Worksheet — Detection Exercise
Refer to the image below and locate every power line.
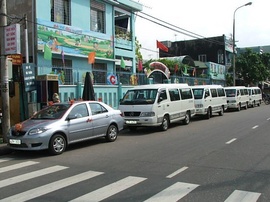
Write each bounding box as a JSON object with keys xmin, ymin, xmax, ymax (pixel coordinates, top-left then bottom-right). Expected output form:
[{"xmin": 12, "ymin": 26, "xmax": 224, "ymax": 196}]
[{"xmin": 136, "ymin": 12, "xmax": 224, "ymax": 46}]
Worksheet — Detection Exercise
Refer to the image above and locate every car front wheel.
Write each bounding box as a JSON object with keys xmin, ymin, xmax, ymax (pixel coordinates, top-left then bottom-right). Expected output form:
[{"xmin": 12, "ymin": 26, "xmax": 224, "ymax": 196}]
[
  {"xmin": 49, "ymin": 134, "xmax": 66, "ymax": 155},
  {"xmin": 106, "ymin": 124, "xmax": 118, "ymax": 142}
]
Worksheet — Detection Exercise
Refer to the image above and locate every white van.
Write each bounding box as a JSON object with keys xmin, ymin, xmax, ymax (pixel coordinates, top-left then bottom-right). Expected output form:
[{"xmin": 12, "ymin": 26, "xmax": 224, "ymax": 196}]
[
  {"xmin": 247, "ymin": 87, "xmax": 262, "ymax": 107},
  {"xmin": 191, "ymin": 85, "xmax": 227, "ymax": 119},
  {"xmin": 119, "ymin": 83, "xmax": 195, "ymax": 131},
  {"xmin": 224, "ymin": 86, "xmax": 249, "ymax": 111}
]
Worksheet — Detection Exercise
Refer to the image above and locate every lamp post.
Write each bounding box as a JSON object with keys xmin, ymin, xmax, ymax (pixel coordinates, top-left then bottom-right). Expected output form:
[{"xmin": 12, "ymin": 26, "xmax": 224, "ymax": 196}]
[{"xmin": 232, "ymin": 2, "xmax": 252, "ymax": 86}]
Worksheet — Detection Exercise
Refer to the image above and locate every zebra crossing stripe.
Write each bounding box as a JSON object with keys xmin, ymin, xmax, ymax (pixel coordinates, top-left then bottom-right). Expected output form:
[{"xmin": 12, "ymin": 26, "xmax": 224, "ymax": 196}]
[
  {"xmin": 166, "ymin": 166, "xmax": 189, "ymax": 178},
  {"xmin": 0, "ymin": 158, "xmax": 13, "ymax": 163},
  {"xmin": 224, "ymin": 190, "xmax": 261, "ymax": 202},
  {"xmin": 144, "ymin": 182, "xmax": 199, "ymax": 202},
  {"xmin": 70, "ymin": 176, "xmax": 147, "ymax": 202},
  {"xmin": 0, "ymin": 165, "xmax": 68, "ymax": 188},
  {"xmin": 0, "ymin": 170, "xmax": 104, "ymax": 202},
  {"xmin": 0, "ymin": 161, "xmax": 39, "ymax": 174}
]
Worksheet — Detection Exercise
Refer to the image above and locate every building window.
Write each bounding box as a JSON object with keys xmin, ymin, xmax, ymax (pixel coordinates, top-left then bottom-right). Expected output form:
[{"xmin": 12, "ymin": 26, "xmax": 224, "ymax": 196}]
[
  {"xmin": 91, "ymin": 0, "xmax": 105, "ymax": 33},
  {"xmin": 217, "ymin": 49, "xmax": 224, "ymax": 64},
  {"xmin": 51, "ymin": 0, "xmax": 70, "ymax": 25},
  {"xmin": 198, "ymin": 54, "xmax": 207, "ymax": 62},
  {"xmin": 52, "ymin": 58, "xmax": 73, "ymax": 85},
  {"xmin": 115, "ymin": 8, "xmax": 131, "ymax": 40},
  {"xmin": 92, "ymin": 63, "xmax": 107, "ymax": 84}
]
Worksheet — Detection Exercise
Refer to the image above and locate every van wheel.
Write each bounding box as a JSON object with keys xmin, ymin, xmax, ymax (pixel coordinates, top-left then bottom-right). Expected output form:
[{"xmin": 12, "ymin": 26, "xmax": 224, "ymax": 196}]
[
  {"xmin": 160, "ymin": 115, "xmax": 169, "ymax": 131},
  {"xmin": 219, "ymin": 106, "xmax": 224, "ymax": 116},
  {"xmin": 49, "ymin": 134, "xmax": 66, "ymax": 155},
  {"xmin": 183, "ymin": 112, "xmax": 190, "ymax": 125},
  {"xmin": 205, "ymin": 107, "xmax": 211, "ymax": 119}
]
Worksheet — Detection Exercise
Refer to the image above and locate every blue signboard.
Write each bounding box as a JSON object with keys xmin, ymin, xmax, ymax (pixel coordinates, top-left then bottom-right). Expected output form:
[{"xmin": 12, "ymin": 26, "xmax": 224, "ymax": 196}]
[{"xmin": 22, "ymin": 63, "xmax": 36, "ymax": 92}]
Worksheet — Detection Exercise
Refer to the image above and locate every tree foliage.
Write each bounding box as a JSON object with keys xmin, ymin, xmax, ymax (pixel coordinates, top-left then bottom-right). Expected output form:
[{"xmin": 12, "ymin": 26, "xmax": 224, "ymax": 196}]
[{"xmin": 235, "ymin": 49, "xmax": 270, "ymax": 86}]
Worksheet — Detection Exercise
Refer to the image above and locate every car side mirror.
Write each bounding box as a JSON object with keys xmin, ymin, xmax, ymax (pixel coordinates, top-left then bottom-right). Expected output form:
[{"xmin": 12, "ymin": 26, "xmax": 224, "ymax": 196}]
[{"xmin": 66, "ymin": 114, "xmax": 77, "ymax": 121}]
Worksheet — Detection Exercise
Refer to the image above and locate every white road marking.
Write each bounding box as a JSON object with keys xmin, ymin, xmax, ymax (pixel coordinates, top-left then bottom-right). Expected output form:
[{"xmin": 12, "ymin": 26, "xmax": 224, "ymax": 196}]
[
  {"xmin": 0, "ymin": 170, "xmax": 103, "ymax": 202},
  {"xmin": 70, "ymin": 176, "xmax": 146, "ymax": 202},
  {"xmin": 0, "ymin": 161, "xmax": 39, "ymax": 174},
  {"xmin": 166, "ymin": 166, "xmax": 189, "ymax": 178},
  {"xmin": 225, "ymin": 190, "xmax": 261, "ymax": 202},
  {"xmin": 144, "ymin": 182, "xmax": 199, "ymax": 202},
  {"xmin": 226, "ymin": 138, "xmax": 237, "ymax": 144},
  {"xmin": 0, "ymin": 165, "xmax": 68, "ymax": 188},
  {"xmin": 0, "ymin": 158, "xmax": 13, "ymax": 163},
  {"xmin": 252, "ymin": 125, "xmax": 259, "ymax": 129}
]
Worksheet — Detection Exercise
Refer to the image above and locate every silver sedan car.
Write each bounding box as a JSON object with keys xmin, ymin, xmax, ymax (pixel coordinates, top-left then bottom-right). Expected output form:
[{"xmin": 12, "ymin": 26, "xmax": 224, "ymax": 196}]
[{"xmin": 7, "ymin": 101, "xmax": 124, "ymax": 155}]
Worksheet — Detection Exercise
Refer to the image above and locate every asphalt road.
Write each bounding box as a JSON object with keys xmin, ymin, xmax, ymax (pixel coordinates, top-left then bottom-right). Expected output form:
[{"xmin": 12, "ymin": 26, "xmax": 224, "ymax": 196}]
[{"xmin": 0, "ymin": 104, "xmax": 270, "ymax": 201}]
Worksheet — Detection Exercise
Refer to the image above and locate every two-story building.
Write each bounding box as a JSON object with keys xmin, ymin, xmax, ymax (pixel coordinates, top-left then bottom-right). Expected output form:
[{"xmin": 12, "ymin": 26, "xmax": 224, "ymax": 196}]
[{"xmin": 4, "ymin": 0, "xmax": 142, "ymax": 122}]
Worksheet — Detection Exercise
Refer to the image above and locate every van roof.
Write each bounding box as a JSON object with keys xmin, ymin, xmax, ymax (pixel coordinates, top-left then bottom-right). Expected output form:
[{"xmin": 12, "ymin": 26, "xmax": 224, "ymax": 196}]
[
  {"xmin": 129, "ymin": 83, "xmax": 190, "ymax": 90},
  {"xmin": 224, "ymin": 86, "xmax": 247, "ymax": 89},
  {"xmin": 191, "ymin": 85, "xmax": 224, "ymax": 88}
]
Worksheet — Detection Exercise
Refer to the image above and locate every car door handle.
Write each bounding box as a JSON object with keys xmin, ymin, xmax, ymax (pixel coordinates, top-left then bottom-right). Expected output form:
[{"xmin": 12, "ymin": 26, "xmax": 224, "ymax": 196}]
[{"xmin": 87, "ymin": 118, "xmax": 92, "ymax": 122}]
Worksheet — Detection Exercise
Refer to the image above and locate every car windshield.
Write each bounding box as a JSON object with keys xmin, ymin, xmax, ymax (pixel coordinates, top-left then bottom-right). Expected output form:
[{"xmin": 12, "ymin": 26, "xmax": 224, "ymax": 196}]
[
  {"xmin": 31, "ymin": 104, "xmax": 71, "ymax": 119},
  {"xmin": 225, "ymin": 89, "xmax": 236, "ymax": 97},
  {"xmin": 192, "ymin": 89, "xmax": 204, "ymax": 99},
  {"xmin": 120, "ymin": 89, "xmax": 158, "ymax": 105}
]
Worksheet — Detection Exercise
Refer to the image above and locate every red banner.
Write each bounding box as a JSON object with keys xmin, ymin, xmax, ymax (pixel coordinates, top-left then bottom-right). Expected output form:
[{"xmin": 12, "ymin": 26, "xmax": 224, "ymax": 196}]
[{"xmin": 156, "ymin": 40, "xmax": 168, "ymax": 52}]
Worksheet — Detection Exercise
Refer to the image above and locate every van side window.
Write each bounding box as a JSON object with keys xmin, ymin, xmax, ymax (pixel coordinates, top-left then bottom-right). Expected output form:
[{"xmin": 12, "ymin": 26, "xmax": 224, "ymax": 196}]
[
  {"xmin": 205, "ymin": 89, "xmax": 210, "ymax": 98},
  {"xmin": 159, "ymin": 90, "xmax": 167, "ymax": 101},
  {"xmin": 210, "ymin": 89, "xmax": 217, "ymax": 97},
  {"xmin": 217, "ymin": 88, "xmax": 225, "ymax": 97},
  {"xmin": 237, "ymin": 90, "xmax": 240, "ymax": 96},
  {"xmin": 180, "ymin": 88, "xmax": 193, "ymax": 100},
  {"xmin": 169, "ymin": 89, "xmax": 180, "ymax": 101}
]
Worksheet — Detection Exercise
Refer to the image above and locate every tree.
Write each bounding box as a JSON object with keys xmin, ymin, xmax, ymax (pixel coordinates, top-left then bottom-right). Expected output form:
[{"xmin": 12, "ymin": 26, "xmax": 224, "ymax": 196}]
[{"xmin": 235, "ymin": 49, "xmax": 270, "ymax": 86}]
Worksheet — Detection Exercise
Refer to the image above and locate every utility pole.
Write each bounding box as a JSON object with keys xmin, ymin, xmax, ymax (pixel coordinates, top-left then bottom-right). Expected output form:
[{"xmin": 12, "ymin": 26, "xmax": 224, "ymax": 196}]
[{"xmin": 0, "ymin": 0, "xmax": 10, "ymax": 143}]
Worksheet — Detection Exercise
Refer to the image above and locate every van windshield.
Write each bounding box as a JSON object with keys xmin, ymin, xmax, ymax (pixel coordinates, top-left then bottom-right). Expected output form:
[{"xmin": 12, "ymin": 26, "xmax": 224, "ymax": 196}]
[
  {"xmin": 225, "ymin": 89, "xmax": 236, "ymax": 97},
  {"xmin": 192, "ymin": 89, "xmax": 204, "ymax": 99},
  {"xmin": 120, "ymin": 89, "xmax": 158, "ymax": 105}
]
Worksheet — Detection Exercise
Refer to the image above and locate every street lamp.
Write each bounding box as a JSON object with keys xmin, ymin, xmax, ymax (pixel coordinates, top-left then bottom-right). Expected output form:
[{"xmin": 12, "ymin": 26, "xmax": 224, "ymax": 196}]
[{"xmin": 232, "ymin": 2, "xmax": 252, "ymax": 86}]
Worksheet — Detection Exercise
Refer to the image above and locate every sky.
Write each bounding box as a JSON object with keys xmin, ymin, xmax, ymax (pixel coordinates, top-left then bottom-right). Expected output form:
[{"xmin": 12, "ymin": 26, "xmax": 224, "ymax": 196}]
[{"xmin": 135, "ymin": 0, "xmax": 270, "ymax": 59}]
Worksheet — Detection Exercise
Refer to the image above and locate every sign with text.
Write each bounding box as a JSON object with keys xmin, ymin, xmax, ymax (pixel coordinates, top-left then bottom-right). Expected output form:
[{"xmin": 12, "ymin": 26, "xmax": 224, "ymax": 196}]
[
  {"xmin": 4, "ymin": 24, "xmax": 21, "ymax": 55},
  {"xmin": 8, "ymin": 54, "xmax": 23, "ymax": 65},
  {"xmin": 22, "ymin": 63, "xmax": 36, "ymax": 92}
]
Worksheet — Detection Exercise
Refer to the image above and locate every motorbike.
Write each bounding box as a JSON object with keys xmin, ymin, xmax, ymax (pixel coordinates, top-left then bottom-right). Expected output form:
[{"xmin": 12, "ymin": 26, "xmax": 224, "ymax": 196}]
[{"xmin": 263, "ymin": 94, "xmax": 270, "ymax": 105}]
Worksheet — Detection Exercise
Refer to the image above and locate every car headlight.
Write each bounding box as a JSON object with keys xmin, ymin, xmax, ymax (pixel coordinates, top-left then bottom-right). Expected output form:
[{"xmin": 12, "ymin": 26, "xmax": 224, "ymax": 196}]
[
  {"xmin": 28, "ymin": 128, "xmax": 48, "ymax": 135},
  {"xmin": 140, "ymin": 112, "xmax": 155, "ymax": 117}
]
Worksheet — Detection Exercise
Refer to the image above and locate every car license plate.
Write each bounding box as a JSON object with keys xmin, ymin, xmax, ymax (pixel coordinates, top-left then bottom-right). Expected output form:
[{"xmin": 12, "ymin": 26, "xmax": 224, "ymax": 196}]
[
  {"xmin": 9, "ymin": 139, "xmax": 21, "ymax": 145},
  {"xmin": 126, "ymin": 120, "xmax": 137, "ymax": 124}
]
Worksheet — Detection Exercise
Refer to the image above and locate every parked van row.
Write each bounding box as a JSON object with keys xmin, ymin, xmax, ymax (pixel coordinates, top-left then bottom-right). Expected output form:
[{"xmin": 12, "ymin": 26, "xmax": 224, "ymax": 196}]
[
  {"xmin": 119, "ymin": 84, "xmax": 262, "ymax": 132},
  {"xmin": 224, "ymin": 86, "xmax": 262, "ymax": 111}
]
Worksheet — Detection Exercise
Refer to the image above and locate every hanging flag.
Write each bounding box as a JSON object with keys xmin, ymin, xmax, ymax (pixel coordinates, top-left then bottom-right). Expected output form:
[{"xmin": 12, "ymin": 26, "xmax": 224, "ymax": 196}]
[
  {"xmin": 61, "ymin": 50, "xmax": 65, "ymax": 66},
  {"xmin": 174, "ymin": 64, "xmax": 179, "ymax": 73},
  {"xmin": 184, "ymin": 66, "xmax": 187, "ymax": 74},
  {"xmin": 120, "ymin": 57, "xmax": 126, "ymax": 69},
  {"xmin": 192, "ymin": 68, "xmax": 196, "ymax": 76},
  {"xmin": 44, "ymin": 44, "xmax": 52, "ymax": 60},
  {"xmin": 138, "ymin": 60, "xmax": 143, "ymax": 71},
  {"xmin": 88, "ymin": 52, "xmax": 96, "ymax": 64},
  {"xmin": 156, "ymin": 40, "xmax": 168, "ymax": 52}
]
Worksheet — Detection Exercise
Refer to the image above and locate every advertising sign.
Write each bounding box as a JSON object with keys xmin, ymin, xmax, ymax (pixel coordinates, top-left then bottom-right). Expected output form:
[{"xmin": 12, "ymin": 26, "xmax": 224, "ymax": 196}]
[
  {"xmin": 4, "ymin": 24, "xmax": 21, "ymax": 55},
  {"xmin": 22, "ymin": 63, "xmax": 36, "ymax": 92}
]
